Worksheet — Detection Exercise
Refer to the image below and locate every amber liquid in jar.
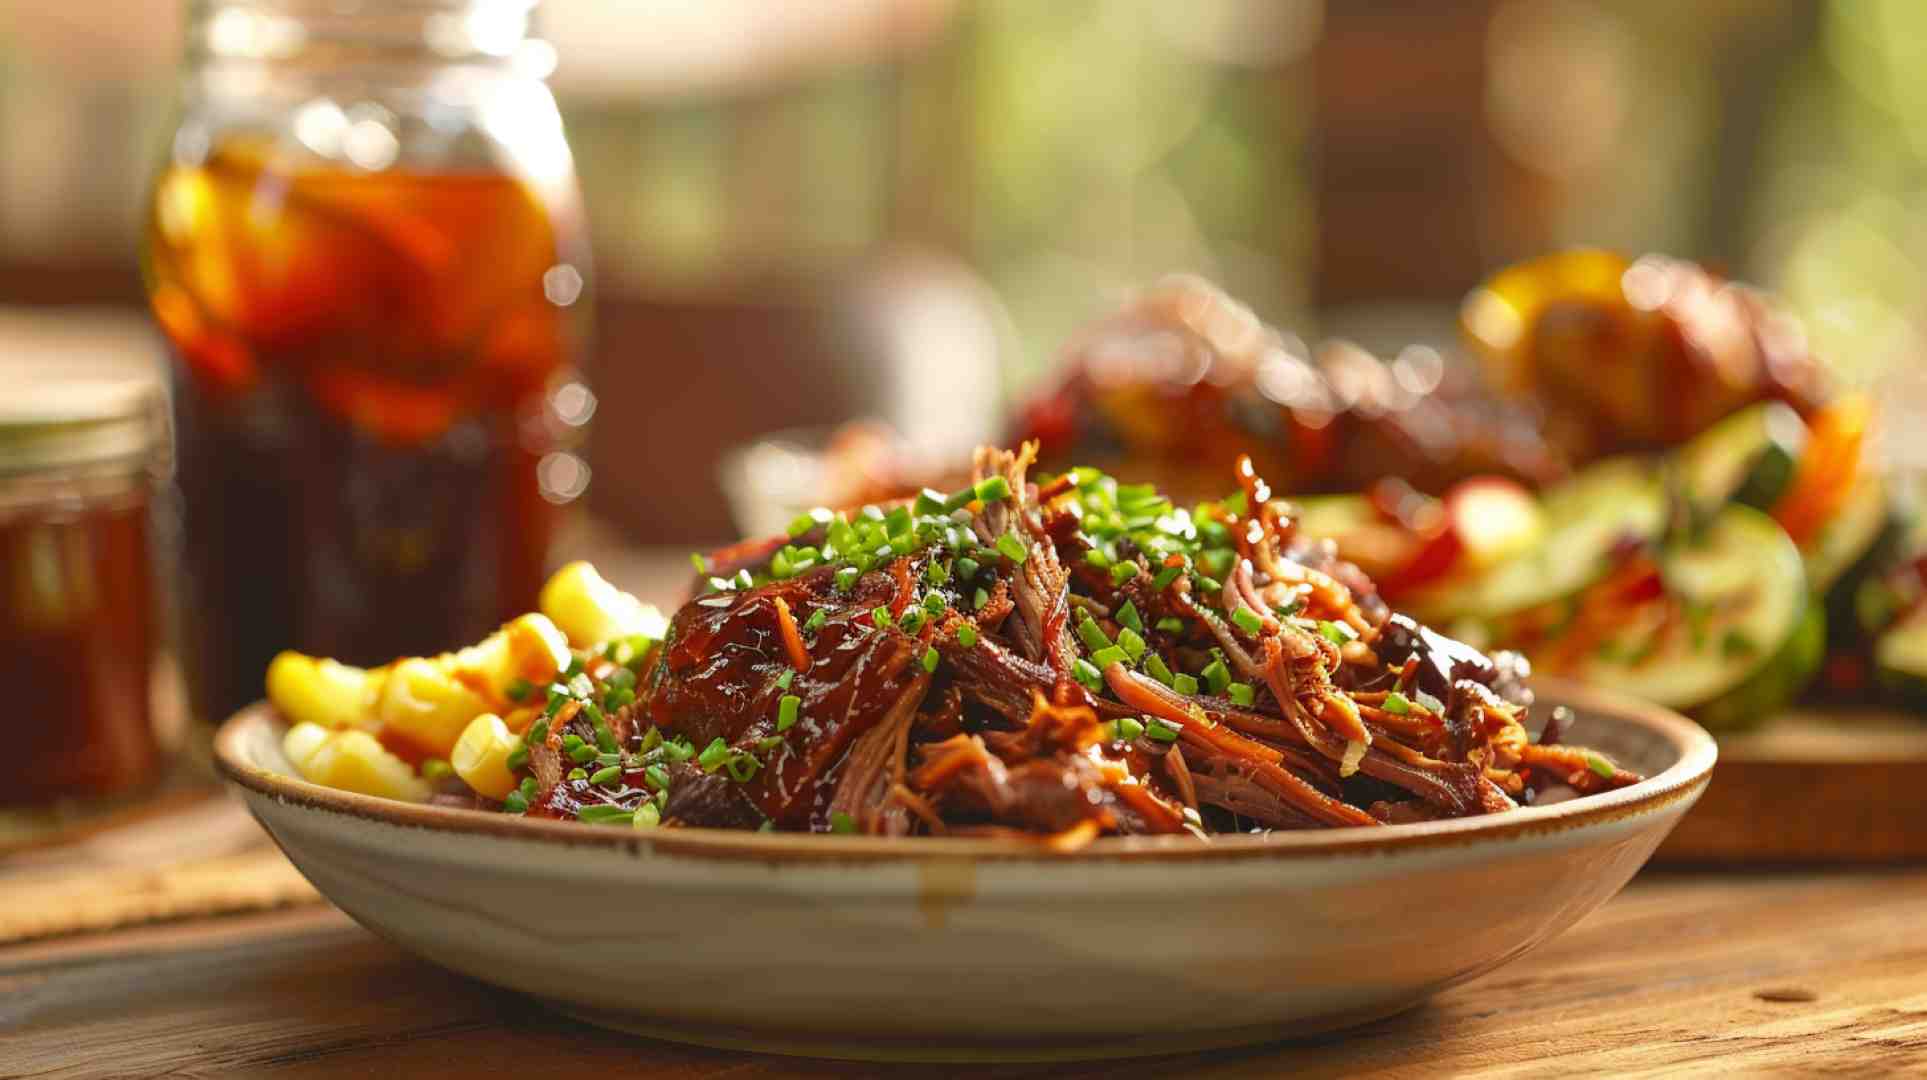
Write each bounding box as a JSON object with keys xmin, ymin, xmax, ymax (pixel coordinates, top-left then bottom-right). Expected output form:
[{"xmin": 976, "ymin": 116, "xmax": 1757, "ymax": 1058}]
[{"xmin": 145, "ymin": 138, "xmax": 588, "ymax": 722}]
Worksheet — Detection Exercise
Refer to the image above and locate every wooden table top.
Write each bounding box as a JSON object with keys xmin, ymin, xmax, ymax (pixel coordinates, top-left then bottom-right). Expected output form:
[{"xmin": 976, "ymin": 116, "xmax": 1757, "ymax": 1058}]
[{"xmin": 9, "ymin": 867, "xmax": 1927, "ymax": 1076}]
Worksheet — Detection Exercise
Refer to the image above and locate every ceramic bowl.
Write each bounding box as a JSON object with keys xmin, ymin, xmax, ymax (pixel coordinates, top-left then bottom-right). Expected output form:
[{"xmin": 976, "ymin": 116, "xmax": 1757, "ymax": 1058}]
[{"xmin": 214, "ymin": 679, "xmax": 1714, "ymax": 1062}]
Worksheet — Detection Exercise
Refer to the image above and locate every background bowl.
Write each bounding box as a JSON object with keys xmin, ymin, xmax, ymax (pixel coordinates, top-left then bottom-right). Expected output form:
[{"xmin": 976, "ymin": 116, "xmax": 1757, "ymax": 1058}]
[{"xmin": 214, "ymin": 679, "xmax": 1713, "ymax": 1062}]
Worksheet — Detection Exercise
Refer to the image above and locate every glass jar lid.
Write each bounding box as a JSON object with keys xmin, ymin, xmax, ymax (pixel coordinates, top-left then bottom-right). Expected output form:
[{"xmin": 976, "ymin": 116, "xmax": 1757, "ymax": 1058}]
[{"xmin": 0, "ymin": 310, "xmax": 171, "ymax": 478}]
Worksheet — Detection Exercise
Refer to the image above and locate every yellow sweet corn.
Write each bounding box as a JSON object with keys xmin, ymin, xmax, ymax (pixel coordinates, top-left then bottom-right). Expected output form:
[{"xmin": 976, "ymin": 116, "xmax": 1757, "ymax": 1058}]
[
  {"xmin": 282, "ymin": 722, "xmax": 431, "ymax": 802},
  {"xmin": 449, "ymin": 613, "xmax": 571, "ymax": 705},
  {"xmin": 265, "ymin": 651, "xmax": 381, "ymax": 731},
  {"xmin": 450, "ymin": 712, "xmax": 521, "ymax": 800},
  {"xmin": 539, "ymin": 561, "xmax": 667, "ymax": 649},
  {"xmin": 374, "ymin": 656, "xmax": 491, "ymax": 758}
]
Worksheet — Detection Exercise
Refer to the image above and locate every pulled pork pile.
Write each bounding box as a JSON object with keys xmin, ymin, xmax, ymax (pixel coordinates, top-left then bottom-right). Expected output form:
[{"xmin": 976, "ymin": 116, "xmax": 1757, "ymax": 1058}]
[{"xmin": 527, "ymin": 445, "xmax": 1639, "ymax": 841}]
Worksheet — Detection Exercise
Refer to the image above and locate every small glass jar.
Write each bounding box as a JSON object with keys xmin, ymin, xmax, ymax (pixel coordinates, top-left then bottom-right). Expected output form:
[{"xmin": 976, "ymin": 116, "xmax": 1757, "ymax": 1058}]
[
  {"xmin": 143, "ymin": 1, "xmax": 593, "ymax": 724},
  {"xmin": 0, "ymin": 347, "xmax": 173, "ymax": 805}
]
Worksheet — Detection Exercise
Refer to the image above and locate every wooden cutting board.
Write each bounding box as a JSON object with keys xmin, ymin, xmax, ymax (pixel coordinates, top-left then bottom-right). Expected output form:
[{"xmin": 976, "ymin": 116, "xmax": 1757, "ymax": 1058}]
[{"xmin": 1655, "ymin": 706, "xmax": 1927, "ymax": 863}]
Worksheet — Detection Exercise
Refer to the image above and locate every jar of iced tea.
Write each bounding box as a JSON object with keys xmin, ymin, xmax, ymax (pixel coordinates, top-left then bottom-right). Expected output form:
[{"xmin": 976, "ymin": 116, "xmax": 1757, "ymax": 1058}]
[
  {"xmin": 0, "ymin": 333, "xmax": 172, "ymax": 805},
  {"xmin": 143, "ymin": 1, "xmax": 593, "ymax": 723}
]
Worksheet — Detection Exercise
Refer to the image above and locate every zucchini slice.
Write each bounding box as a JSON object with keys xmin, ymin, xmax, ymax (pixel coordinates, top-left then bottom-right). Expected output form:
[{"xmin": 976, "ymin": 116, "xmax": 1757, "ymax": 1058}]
[
  {"xmin": 1418, "ymin": 457, "xmax": 1666, "ymax": 620},
  {"xmin": 1572, "ymin": 505, "xmax": 1809, "ymax": 716},
  {"xmin": 1673, "ymin": 401, "xmax": 1806, "ymax": 515},
  {"xmin": 1875, "ymin": 604, "xmax": 1927, "ymax": 708}
]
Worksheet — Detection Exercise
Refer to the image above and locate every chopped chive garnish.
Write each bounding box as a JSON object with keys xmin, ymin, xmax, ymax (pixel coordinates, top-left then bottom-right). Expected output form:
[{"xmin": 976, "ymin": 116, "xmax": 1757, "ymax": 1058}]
[
  {"xmin": 569, "ymin": 743, "xmax": 597, "ymax": 764},
  {"xmin": 1588, "ymin": 753, "xmax": 1617, "ymax": 779},
  {"xmin": 1145, "ymin": 653, "xmax": 1176, "ymax": 686},
  {"xmin": 506, "ymin": 744, "xmax": 530, "ymax": 771},
  {"xmin": 942, "ymin": 487, "xmax": 976, "ymax": 512},
  {"xmin": 1110, "ymin": 561, "xmax": 1139, "ymax": 587},
  {"xmin": 955, "ymin": 556, "xmax": 980, "ymax": 580},
  {"xmin": 1084, "ymin": 548, "xmax": 1112, "ymax": 569},
  {"xmin": 1072, "ymin": 658, "xmax": 1104, "ymax": 691},
  {"xmin": 922, "ymin": 646, "xmax": 941, "ymax": 673},
  {"xmin": 775, "ymin": 669, "xmax": 795, "ymax": 691},
  {"xmin": 725, "ymin": 751, "xmax": 760, "ymax": 783},
  {"xmin": 1117, "ymin": 626, "xmax": 1147, "ymax": 662},
  {"xmin": 1318, "ymin": 620, "xmax": 1356, "ymax": 645},
  {"xmin": 1116, "ymin": 716, "xmax": 1146, "ymax": 741},
  {"xmin": 1091, "ymin": 645, "xmax": 1129, "ymax": 669},
  {"xmin": 1230, "ymin": 606, "xmax": 1264, "ymax": 634},
  {"xmin": 915, "ymin": 488, "xmax": 948, "ymax": 516},
  {"xmin": 830, "ymin": 811, "xmax": 858, "ymax": 834},
  {"xmin": 787, "ymin": 512, "xmax": 817, "ymax": 538},
  {"xmin": 974, "ymin": 475, "xmax": 1012, "ymax": 503},
  {"xmin": 926, "ymin": 559, "xmax": 951, "ymax": 586},
  {"xmin": 1201, "ymin": 658, "xmax": 1231, "ymax": 693},
  {"xmin": 528, "ymin": 717, "xmax": 550, "ymax": 745},
  {"xmin": 804, "ymin": 608, "xmax": 829, "ymax": 632},
  {"xmin": 884, "ymin": 505, "xmax": 913, "ymax": 538},
  {"xmin": 995, "ymin": 532, "xmax": 1028, "ymax": 564},
  {"xmin": 1227, "ymin": 683, "xmax": 1256, "ymax": 707},
  {"xmin": 1077, "ymin": 615, "xmax": 1113, "ymax": 653},
  {"xmin": 577, "ymin": 804, "xmax": 634, "ymax": 825},
  {"xmin": 834, "ymin": 566, "xmax": 861, "ymax": 592},
  {"xmin": 1197, "ymin": 576, "xmax": 1222, "ymax": 596},
  {"xmin": 871, "ymin": 604, "xmax": 893, "ymax": 627},
  {"xmin": 661, "ymin": 736, "xmax": 696, "ymax": 763},
  {"xmin": 777, "ymin": 694, "xmax": 801, "ymax": 731},
  {"xmin": 757, "ymin": 735, "xmax": 785, "ymax": 752},
  {"xmin": 1156, "ymin": 616, "xmax": 1186, "ymax": 634},
  {"xmin": 633, "ymin": 803, "xmax": 662, "ymax": 829},
  {"xmin": 1383, "ymin": 691, "xmax": 1411, "ymax": 715},
  {"xmin": 562, "ymin": 733, "xmax": 585, "ymax": 752},
  {"xmin": 1145, "ymin": 718, "xmax": 1181, "ymax": 743},
  {"xmin": 1116, "ymin": 601, "xmax": 1143, "ymax": 633},
  {"xmin": 545, "ymin": 686, "xmax": 569, "ymax": 715},
  {"xmin": 973, "ymin": 587, "xmax": 991, "ymax": 611},
  {"xmin": 898, "ymin": 609, "xmax": 926, "ymax": 634},
  {"xmin": 1152, "ymin": 565, "xmax": 1183, "ymax": 590},
  {"xmin": 503, "ymin": 791, "xmax": 528, "ymax": 814},
  {"xmin": 566, "ymin": 767, "xmax": 587, "ymax": 781},
  {"xmin": 1172, "ymin": 673, "xmax": 1199, "ymax": 696},
  {"xmin": 697, "ymin": 737, "xmax": 730, "ymax": 772},
  {"xmin": 589, "ymin": 765, "xmax": 622, "ymax": 786},
  {"xmin": 421, "ymin": 758, "xmax": 453, "ymax": 782},
  {"xmin": 688, "ymin": 551, "xmax": 709, "ymax": 574},
  {"xmin": 644, "ymin": 764, "xmax": 671, "ymax": 792},
  {"xmin": 923, "ymin": 590, "xmax": 947, "ymax": 616},
  {"xmin": 957, "ymin": 624, "xmax": 979, "ymax": 648},
  {"xmin": 1275, "ymin": 597, "xmax": 1304, "ymax": 617},
  {"xmin": 520, "ymin": 777, "xmax": 539, "ymax": 800}
]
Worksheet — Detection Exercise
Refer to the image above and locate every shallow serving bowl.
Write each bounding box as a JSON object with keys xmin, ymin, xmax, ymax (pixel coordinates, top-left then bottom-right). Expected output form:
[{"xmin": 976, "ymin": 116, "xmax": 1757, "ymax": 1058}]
[{"xmin": 214, "ymin": 679, "xmax": 1714, "ymax": 1062}]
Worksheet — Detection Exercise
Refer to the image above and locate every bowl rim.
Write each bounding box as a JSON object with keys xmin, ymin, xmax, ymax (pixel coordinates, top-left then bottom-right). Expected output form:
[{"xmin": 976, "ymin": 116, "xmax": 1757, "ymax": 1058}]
[{"xmin": 214, "ymin": 676, "xmax": 1715, "ymax": 864}]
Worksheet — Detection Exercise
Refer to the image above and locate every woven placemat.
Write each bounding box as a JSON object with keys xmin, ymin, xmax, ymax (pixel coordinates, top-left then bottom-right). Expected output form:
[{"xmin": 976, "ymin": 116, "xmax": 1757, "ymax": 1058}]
[{"xmin": 0, "ymin": 795, "xmax": 320, "ymax": 945}]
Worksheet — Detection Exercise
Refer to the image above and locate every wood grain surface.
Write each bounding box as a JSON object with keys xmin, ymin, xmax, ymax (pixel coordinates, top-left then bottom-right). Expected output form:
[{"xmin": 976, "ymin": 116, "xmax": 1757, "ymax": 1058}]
[
  {"xmin": 1657, "ymin": 708, "xmax": 1927, "ymax": 863},
  {"xmin": 8, "ymin": 869, "xmax": 1927, "ymax": 1077}
]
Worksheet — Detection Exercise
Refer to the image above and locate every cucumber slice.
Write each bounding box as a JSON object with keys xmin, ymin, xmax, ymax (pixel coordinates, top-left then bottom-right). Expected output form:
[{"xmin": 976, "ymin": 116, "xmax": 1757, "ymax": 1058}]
[
  {"xmin": 1693, "ymin": 606, "xmax": 1825, "ymax": 732},
  {"xmin": 1420, "ymin": 457, "xmax": 1666, "ymax": 619},
  {"xmin": 1875, "ymin": 605, "xmax": 1927, "ymax": 708},
  {"xmin": 1573, "ymin": 505, "xmax": 1808, "ymax": 713},
  {"xmin": 1802, "ymin": 472, "xmax": 1892, "ymax": 594},
  {"xmin": 1673, "ymin": 401, "xmax": 1806, "ymax": 515}
]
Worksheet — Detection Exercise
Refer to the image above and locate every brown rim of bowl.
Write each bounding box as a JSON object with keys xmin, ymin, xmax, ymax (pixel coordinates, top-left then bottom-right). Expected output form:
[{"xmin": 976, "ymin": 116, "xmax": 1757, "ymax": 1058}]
[{"xmin": 214, "ymin": 676, "xmax": 1715, "ymax": 864}]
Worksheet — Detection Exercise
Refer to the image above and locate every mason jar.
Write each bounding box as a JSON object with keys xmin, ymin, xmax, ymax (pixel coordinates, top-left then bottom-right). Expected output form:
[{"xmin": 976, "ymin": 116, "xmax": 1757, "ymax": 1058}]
[{"xmin": 143, "ymin": 0, "xmax": 594, "ymax": 723}]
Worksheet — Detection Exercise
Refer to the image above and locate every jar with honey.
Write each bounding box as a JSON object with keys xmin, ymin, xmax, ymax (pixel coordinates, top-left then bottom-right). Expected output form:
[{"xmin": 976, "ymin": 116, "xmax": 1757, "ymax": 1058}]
[{"xmin": 143, "ymin": 1, "xmax": 593, "ymax": 723}]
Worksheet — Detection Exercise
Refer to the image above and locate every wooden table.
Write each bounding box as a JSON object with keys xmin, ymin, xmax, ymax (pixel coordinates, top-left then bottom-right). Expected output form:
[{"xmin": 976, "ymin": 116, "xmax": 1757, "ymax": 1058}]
[{"xmin": 9, "ymin": 867, "xmax": 1927, "ymax": 1076}]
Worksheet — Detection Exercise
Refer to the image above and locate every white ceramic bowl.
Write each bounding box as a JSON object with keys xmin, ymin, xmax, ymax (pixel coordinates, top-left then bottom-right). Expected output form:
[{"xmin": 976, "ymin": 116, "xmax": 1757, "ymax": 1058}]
[{"xmin": 215, "ymin": 680, "xmax": 1713, "ymax": 1062}]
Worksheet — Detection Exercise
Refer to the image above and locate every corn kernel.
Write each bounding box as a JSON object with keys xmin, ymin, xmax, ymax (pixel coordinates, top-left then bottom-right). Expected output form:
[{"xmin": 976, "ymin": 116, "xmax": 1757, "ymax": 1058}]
[
  {"xmin": 539, "ymin": 561, "xmax": 667, "ymax": 648},
  {"xmin": 450, "ymin": 713, "xmax": 521, "ymax": 800},
  {"xmin": 449, "ymin": 614, "xmax": 571, "ymax": 704},
  {"xmin": 283, "ymin": 723, "xmax": 430, "ymax": 802},
  {"xmin": 375, "ymin": 656, "xmax": 491, "ymax": 758},
  {"xmin": 266, "ymin": 652, "xmax": 379, "ymax": 731}
]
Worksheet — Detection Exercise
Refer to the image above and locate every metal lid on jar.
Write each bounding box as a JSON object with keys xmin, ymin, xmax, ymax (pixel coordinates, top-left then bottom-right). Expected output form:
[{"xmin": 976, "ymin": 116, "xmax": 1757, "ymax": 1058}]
[{"xmin": 0, "ymin": 310, "xmax": 171, "ymax": 478}]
